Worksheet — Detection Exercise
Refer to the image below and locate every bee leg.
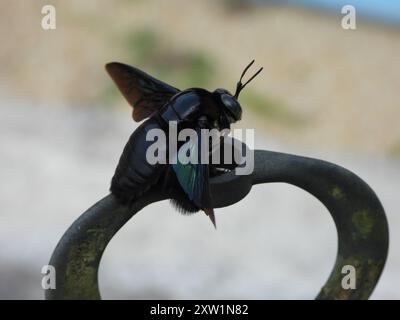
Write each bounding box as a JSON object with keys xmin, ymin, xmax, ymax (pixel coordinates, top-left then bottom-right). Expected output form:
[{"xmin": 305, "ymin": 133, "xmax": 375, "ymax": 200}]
[{"xmin": 203, "ymin": 208, "xmax": 217, "ymax": 229}]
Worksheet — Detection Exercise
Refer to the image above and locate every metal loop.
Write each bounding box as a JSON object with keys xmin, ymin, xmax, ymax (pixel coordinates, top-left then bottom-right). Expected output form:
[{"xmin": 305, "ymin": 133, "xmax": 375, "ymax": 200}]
[{"xmin": 45, "ymin": 149, "xmax": 388, "ymax": 300}]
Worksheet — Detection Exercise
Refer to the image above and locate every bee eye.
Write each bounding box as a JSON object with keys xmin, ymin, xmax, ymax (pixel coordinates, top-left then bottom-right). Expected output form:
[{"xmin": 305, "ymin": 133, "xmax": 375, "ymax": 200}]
[{"xmin": 220, "ymin": 93, "xmax": 242, "ymax": 121}]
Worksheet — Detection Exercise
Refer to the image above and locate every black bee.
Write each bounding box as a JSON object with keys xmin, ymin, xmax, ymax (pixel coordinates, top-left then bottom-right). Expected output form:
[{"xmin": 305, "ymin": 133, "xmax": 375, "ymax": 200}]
[{"xmin": 107, "ymin": 60, "xmax": 262, "ymax": 227}]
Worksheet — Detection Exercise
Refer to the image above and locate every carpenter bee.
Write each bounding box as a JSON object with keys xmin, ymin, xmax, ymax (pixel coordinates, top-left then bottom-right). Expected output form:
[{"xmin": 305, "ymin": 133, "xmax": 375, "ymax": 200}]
[{"xmin": 107, "ymin": 60, "xmax": 262, "ymax": 228}]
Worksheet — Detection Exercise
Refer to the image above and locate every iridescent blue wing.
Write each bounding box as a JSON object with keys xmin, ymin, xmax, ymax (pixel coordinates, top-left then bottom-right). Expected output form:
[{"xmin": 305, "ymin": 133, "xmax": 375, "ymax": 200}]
[{"xmin": 171, "ymin": 128, "xmax": 211, "ymax": 209}]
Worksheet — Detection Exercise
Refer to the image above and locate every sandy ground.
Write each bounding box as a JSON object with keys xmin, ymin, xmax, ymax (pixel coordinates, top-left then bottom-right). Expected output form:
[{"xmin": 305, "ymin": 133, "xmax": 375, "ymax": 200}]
[
  {"xmin": 0, "ymin": 97, "xmax": 399, "ymax": 299},
  {"xmin": 0, "ymin": 0, "xmax": 400, "ymax": 154}
]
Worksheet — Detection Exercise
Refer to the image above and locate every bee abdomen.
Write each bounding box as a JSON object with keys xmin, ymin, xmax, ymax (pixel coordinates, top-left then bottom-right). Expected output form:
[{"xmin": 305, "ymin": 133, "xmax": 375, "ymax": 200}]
[{"xmin": 110, "ymin": 118, "xmax": 166, "ymax": 204}]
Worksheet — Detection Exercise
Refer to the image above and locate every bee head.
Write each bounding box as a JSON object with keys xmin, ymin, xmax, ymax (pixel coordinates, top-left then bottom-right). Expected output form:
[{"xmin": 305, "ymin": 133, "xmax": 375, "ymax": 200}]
[
  {"xmin": 214, "ymin": 88, "xmax": 242, "ymax": 124},
  {"xmin": 213, "ymin": 60, "xmax": 263, "ymax": 128}
]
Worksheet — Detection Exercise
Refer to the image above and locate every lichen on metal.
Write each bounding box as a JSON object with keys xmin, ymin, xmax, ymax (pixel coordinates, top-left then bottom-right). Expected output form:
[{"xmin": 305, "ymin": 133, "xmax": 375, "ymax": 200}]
[{"xmin": 45, "ymin": 148, "xmax": 389, "ymax": 300}]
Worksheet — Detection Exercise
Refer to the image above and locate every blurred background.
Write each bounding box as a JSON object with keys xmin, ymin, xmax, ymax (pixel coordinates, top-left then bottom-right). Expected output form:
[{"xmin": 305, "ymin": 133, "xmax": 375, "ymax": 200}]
[{"xmin": 0, "ymin": 0, "xmax": 399, "ymax": 299}]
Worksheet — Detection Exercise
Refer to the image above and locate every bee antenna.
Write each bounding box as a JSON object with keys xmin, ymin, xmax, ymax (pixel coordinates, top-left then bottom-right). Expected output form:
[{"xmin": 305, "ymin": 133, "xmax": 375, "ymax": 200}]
[{"xmin": 234, "ymin": 60, "xmax": 263, "ymax": 99}]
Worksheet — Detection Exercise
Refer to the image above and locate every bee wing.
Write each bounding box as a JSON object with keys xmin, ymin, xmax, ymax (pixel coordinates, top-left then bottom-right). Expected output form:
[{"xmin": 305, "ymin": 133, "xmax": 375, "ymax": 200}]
[
  {"xmin": 171, "ymin": 127, "xmax": 212, "ymax": 209},
  {"xmin": 105, "ymin": 62, "xmax": 180, "ymax": 122}
]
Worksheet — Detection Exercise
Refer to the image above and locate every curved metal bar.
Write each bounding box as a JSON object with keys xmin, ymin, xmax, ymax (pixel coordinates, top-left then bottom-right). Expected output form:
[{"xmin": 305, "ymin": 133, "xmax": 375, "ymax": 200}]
[
  {"xmin": 45, "ymin": 149, "xmax": 388, "ymax": 300},
  {"xmin": 45, "ymin": 191, "xmax": 167, "ymax": 300},
  {"xmin": 251, "ymin": 151, "xmax": 389, "ymax": 299}
]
